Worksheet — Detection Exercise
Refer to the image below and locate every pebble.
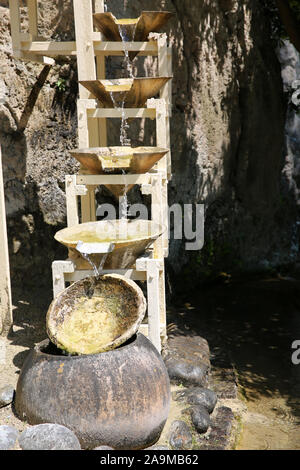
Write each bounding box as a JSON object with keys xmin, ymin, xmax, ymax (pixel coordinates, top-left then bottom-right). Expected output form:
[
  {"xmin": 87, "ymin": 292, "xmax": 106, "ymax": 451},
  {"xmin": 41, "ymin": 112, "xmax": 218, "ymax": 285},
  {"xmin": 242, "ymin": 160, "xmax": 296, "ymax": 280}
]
[
  {"xmin": 188, "ymin": 405, "xmax": 211, "ymax": 434},
  {"xmin": 0, "ymin": 425, "xmax": 19, "ymax": 450},
  {"xmin": 177, "ymin": 387, "xmax": 217, "ymax": 414},
  {"xmin": 19, "ymin": 424, "xmax": 81, "ymax": 450},
  {"xmin": 165, "ymin": 359, "xmax": 208, "ymax": 387},
  {"xmin": 0, "ymin": 385, "xmax": 15, "ymax": 408},
  {"xmin": 169, "ymin": 420, "xmax": 193, "ymax": 450}
]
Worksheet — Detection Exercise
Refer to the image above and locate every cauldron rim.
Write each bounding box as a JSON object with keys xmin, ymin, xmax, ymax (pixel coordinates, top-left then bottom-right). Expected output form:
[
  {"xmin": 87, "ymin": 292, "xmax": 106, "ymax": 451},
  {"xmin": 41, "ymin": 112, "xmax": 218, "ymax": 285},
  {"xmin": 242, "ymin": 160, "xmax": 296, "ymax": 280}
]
[{"xmin": 33, "ymin": 333, "xmax": 146, "ymax": 360}]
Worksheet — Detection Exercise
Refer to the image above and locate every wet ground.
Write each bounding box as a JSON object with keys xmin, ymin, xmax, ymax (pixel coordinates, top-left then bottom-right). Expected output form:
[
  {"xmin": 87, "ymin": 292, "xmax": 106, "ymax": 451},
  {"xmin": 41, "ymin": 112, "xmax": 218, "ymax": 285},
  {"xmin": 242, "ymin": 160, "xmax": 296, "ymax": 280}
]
[{"xmin": 172, "ymin": 274, "xmax": 300, "ymax": 450}]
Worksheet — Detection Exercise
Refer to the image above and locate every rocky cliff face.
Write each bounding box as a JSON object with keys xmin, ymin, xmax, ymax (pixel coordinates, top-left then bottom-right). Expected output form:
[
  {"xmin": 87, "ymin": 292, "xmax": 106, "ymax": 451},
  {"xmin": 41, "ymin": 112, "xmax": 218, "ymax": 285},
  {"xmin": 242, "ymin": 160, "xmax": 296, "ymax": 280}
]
[{"xmin": 0, "ymin": 0, "xmax": 298, "ymax": 296}]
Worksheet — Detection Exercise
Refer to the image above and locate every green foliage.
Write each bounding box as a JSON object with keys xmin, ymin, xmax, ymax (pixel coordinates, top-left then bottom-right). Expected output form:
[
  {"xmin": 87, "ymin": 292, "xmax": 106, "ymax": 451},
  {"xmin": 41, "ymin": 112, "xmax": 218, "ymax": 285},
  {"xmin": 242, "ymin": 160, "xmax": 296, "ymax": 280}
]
[{"xmin": 55, "ymin": 77, "xmax": 67, "ymax": 92}]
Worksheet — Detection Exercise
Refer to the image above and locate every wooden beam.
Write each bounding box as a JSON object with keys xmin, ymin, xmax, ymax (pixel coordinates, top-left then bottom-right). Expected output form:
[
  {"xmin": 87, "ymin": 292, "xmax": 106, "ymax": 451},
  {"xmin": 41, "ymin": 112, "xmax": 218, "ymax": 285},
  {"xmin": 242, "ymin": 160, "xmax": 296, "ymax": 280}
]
[
  {"xmin": 93, "ymin": 41, "xmax": 158, "ymax": 56},
  {"xmin": 27, "ymin": 0, "xmax": 38, "ymax": 40},
  {"xmin": 0, "ymin": 147, "xmax": 13, "ymax": 335},
  {"xmin": 65, "ymin": 270, "xmax": 147, "ymax": 282},
  {"xmin": 94, "ymin": 0, "xmax": 105, "ymax": 13},
  {"xmin": 20, "ymin": 41, "xmax": 77, "ymax": 56},
  {"xmin": 146, "ymin": 260, "xmax": 162, "ymax": 352},
  {"xmin": 94, "ymin": 0, "xmax": 107, "ymax": 148},
  {"xmin": 19, "ymin": 41, "xmax": 158, "ymax": 57},
  {"xmin": 9, "ymin": 0, "xmax": 21, "ymax": 53},
  {"xmin": 86, "ymin": 108, "xmax": 157, "ymax": 119},
  {"xmin": 76, "ymin": 174, "xmax": 152, "ymax": 185},
  {"xmin": 73, "ymin": 0, "xmax": 99, "ymax": 222}
]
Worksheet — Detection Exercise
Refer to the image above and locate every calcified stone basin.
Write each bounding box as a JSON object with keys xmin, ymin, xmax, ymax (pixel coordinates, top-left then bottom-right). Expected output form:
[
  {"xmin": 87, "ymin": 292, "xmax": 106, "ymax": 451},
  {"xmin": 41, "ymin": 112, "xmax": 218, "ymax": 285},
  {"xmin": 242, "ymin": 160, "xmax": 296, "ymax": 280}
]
[
  {"xmin": 15, "ymin": 334, "xmax": 170, "ymax": 449},
  {"xmin": 93, "ymin": 11, "xmax": 173, "ymax": 60},
  {"xmin": 46, "ymin": 274, "xmax": 146, "ymax": 355},
  {"xmin": 79, "ymin": 77, "xmax": 171, "ymax": 108},
  {"xmin": 54, "ymin": 219, "xmax": 164, "ymax": 270},
  {"xmin": 70, "ymin": 146, "xmax": 168, "ymax": 198}
]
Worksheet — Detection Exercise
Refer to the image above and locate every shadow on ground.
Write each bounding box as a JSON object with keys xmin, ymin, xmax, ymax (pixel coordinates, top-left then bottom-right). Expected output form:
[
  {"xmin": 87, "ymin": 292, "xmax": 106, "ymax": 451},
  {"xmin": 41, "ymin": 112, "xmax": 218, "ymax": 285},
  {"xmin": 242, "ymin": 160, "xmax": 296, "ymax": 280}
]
[
  {"xmin": 7, "ymin": 286, "xmax": 51, "ymax": 372},
  {"xmin": 169, "ymin": 274, "xmax": 300, "ymax": 424}
]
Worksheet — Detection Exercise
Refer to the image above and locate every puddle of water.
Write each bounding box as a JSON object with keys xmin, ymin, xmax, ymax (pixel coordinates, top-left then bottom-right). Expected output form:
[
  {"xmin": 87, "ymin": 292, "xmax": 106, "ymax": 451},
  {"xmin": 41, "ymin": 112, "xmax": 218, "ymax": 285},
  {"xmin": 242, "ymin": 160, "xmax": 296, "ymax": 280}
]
[{"xmin": 237, "ymin": 393, "xmax": 300, "ymax": 450}]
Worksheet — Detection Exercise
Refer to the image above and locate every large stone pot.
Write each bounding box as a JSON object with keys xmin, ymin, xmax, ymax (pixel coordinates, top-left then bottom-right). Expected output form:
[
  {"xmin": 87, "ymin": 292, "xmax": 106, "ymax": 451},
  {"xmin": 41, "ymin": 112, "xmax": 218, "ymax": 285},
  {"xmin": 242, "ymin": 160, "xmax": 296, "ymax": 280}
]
[{"xmin": 15, "ymin": 334, "xmax": 171, "ymax": 450}]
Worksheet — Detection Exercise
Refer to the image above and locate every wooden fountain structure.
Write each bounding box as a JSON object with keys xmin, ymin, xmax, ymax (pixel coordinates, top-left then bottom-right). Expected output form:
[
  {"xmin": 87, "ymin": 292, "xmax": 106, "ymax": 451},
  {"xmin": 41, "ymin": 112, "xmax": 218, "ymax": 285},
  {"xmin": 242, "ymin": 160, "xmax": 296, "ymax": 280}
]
[{"xmin": 8, "ymin": 0, "xmax": 173, "ymax": 352}]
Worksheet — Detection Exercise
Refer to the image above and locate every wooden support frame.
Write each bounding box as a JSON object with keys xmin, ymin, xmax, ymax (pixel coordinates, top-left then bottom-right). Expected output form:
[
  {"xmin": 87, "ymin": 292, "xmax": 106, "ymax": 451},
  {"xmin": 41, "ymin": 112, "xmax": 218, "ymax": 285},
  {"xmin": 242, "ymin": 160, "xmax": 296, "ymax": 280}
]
[
  {"xmin": 61, "ymin": 0, "xmax": 171, "ymax": 350},
  {"xmin": 8, "ymin": 0, "xmax": 54, "ymax": 64},
  {"xmin": 8, "ymin": 0, "xmax": 172, "ymax": 351},
  {"xmin": 0, "ymin": 147, "xmax": 13, "ymax": 335},
  {"xmin": 52, "ymin": 255, "xmax": 166, "ymax": 352}
]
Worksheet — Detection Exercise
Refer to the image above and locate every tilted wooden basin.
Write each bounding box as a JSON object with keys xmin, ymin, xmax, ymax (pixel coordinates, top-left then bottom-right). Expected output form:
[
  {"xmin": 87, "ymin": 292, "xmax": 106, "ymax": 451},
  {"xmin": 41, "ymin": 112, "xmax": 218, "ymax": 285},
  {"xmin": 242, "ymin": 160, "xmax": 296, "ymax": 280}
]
[
  {"xmin": 79, "ymin": 77, "xmax": 171, "ymax": 108},
  {"xmin": 15, "ymin": 334, "xmax": 171, "ymax": 449},
  {"xmin": 93, "ymin": 11, "xmax": 174, "ymax": 60},
  {"xmin": 46, "ymin": 274, "xmax": 146, "ymax": 355},
  {"xmin": 70, "ymin": 146, "xmax": 169, "ymax": 198},
  {"xmin": 54, "ymin": 219, "xmax": 164, "ymax": 270}
]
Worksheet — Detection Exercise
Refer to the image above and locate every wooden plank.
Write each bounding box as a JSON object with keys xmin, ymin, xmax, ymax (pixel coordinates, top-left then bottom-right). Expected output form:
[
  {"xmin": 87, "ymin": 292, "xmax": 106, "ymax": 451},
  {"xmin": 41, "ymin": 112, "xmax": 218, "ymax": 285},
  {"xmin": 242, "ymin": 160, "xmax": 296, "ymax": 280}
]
[
  {"xmin": 151, "ymin": 175, "xmax": 164, "ymax": 260},
  {"xmin": 94, "ymin": 0, "xmax": 105, "ymax": 12},
  {"xmin": 96, "ymin": 59, "xmax": 107, "ymax": 145},
  {"xmin": 76, "ymin": 174, "xmax": 151, "ymax": 185},
  {"xmin": 154, "ymin": 99, "xmax": 168, "ymax": 172},
  {"xmin": 146, "ymin": 260, "xmax": 161, "ymax": 352},
  {"xmin": 93, "ymin": 41, "xmax": 158, "ymax": 56},
  {"xmin": 167, "ymin": 45, "xmax": 173, "ymax": 117},
  {"xmin": 9, "ymin": 0, "xmax": 21, "ymax": 54},
  {"xmin": 139, "ymin": 324, "xmax": 166, "ymax": 338},
  {"xmin": 52, "ymin": 260, "xmax": 75, "ymax": 298},
  {"xmin": 158, "ymin": 34, "xmax": 169, "ymax": 105},
  {"xmin": 162, "ymin": 177, "xmax": 169, "ymax": 257},
  {"xmin": 87, "ymin": 108, "xmax": 157, "ymax": 119},
  {"xmin": 73, "ymin": 0, "xmax": 96, "ymax": 92},
  {"xmin": 19, "ymin": 41, "xmax": 158, "ymax": 57},
  {"xmin": 0, "ymin": 147, "xmax": 13, "ymax": 335},
  {"xmin": 19, "ymin": 32, "xmax": 30, "ymax": 41},
  {"xmin": 73, "ymin": 0, "xmax": 100, "ymax": 144},
  {"xmin": 73, "ymin": 1, "xmax": 100, "ymax": 222},
  {"xmin": 77, "ymin": 100, "xmax": 90, "ymax": 148},
  {"xmin": 159, "ymin": 264, "xmax": 167, "ymax": 343},
  {"xmin": 20, "ymin": 41, "xmax": 77, "ymax": 56},
  {"xmin": 94, "ymin": 0, "xmax": 107, "ymax": 148},
  {"xmin": 65, "ymin": 175, "xmax": 80, "ymax": 227},
  {"xmin": 27, "ymin": 0, "xmax": 38, "ymax": 40},
  {"xmin": 65, "ymin": 269, "xmax": 146, "ymax": 282}
]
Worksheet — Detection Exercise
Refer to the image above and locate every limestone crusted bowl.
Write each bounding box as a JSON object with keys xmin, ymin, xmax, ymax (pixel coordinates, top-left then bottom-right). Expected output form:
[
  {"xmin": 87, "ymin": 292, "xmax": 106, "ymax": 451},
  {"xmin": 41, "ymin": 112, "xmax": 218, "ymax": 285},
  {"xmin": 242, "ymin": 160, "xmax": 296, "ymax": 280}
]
[
  {"xmin": 79, "ymin": 77, "xmax": 171, "ymax": 108},
  {"xmin": 70, "ymin": 146, "xmax": 169, "ymax": 199},
  {"xmin": 93, "ymin": 11, "xmax": 174, "ymax": 60},
  {"xmin": 46, "ymin": 274, "xmax": 146, "ymax": 355},
  {"xmin": 54, "ymin": 219, "xmax": 165, "ymax": 270},
  {"xmin": 15, "ymin": 334, "xmax": 171, "ymax": 449},
  {"xmin": 70, "ymin": 146, "xmax": 169, "ymax": 174}
]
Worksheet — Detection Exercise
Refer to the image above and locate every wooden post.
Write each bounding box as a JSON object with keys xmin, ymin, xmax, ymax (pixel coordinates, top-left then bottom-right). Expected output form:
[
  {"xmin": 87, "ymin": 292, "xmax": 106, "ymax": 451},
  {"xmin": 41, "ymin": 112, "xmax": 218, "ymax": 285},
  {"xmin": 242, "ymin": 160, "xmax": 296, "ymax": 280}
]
[
  {"xmin": 0, "ymin": 147, "xmax": 13, "ymax": 335},
  {"xmin": 94, "ymin": 0, "xmax": 107, "ymax": 147},
  {"xmin": 8, "ymin": 0, "xmax": 21, "ymax": 56},
  {"xmin": 73, "ymin": 0, "xmax": 99, "ymax": 222},
  {"xmin": 27, "ymin": 0, "xmax": 38, "ymax": 40},
  {"xmin": 146, "ymin": 260, "xmax": 162, "ymax": 352}
]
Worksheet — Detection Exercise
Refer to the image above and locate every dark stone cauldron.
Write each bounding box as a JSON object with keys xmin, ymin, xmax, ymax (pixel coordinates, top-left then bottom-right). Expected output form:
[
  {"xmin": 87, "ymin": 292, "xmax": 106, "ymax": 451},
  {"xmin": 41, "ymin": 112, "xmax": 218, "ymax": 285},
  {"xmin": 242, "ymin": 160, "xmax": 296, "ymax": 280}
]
[{"xmin": 15, "ymin": 334, "xmax": 170, "ymax": 450}]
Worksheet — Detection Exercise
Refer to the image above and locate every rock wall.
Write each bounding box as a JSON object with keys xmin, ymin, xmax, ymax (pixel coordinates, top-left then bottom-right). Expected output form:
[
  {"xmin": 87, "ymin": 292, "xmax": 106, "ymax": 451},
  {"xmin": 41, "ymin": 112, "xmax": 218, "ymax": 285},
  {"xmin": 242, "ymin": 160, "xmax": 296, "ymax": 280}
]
[
  {"xmin": 277, "ymin": 40, "xmax": 300, "ymax": 263},
  {"xmin": 0, "ymin": 1, "xmax": 298, "ymax": 297}
]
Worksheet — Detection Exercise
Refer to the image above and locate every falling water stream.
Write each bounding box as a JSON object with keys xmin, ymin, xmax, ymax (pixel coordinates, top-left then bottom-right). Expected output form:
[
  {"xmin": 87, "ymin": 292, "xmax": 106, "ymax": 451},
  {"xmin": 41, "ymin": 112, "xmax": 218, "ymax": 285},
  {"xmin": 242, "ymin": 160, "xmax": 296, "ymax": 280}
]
[
  {"xmin": 80, "ymin": 252, "xmax": 109, "ymax": 278},
  {"xmin": 117, "ymin": 24, "xmax": 135, "ymax": 79},
  {"xmin": 119, "ymin": 169, "xmax": 129, "ymax": 219}
]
